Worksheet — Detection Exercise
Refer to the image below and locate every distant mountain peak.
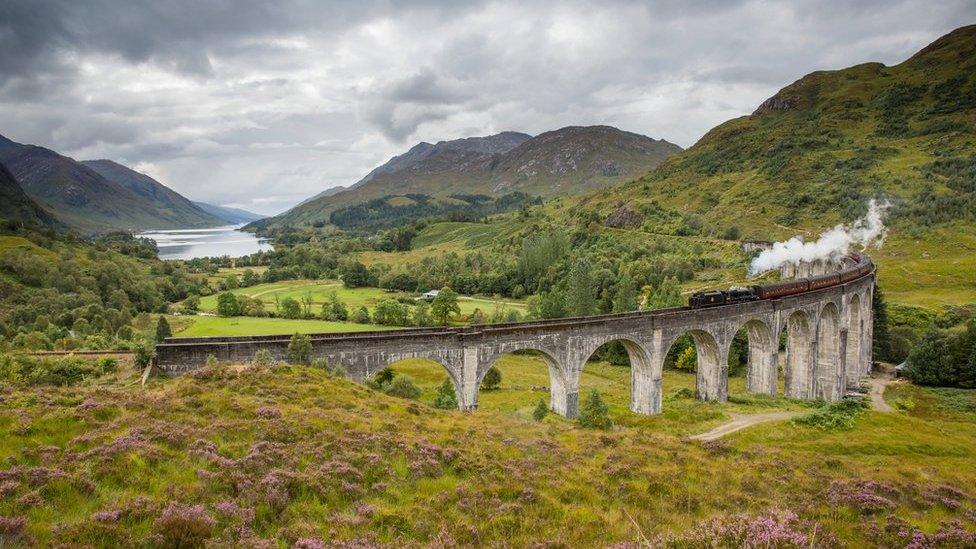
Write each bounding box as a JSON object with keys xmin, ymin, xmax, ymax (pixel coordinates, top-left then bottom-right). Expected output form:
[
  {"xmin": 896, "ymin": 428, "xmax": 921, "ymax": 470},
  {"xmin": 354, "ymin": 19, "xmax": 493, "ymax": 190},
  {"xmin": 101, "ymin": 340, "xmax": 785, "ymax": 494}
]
[
  {"xmin": 253, "ymin": 125, "xmax": 681, "ymax": 229},
  {"xmin": 0, "ymin": 132, "xmax": 223, "ymax": 233},
  {"xmin": 192, "ymin": 201, "xmax": 264, "ymax": 224},
  {"xmin": 354, "ymin": 131, "xmax": 532, "ymax": 189}
]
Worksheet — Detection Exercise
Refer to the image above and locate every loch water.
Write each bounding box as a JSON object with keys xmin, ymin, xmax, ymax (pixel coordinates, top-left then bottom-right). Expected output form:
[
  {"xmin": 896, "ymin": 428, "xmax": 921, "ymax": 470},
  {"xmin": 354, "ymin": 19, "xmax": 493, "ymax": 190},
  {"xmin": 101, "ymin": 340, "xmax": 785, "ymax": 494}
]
[{"xmin": 138, "ymin": 225, "xmax": 273, "ymax": 260}]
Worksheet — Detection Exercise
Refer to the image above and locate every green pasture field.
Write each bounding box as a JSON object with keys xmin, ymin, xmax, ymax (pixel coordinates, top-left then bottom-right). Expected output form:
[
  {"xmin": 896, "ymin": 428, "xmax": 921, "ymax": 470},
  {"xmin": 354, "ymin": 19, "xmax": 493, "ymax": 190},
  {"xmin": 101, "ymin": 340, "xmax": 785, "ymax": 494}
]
[
  {"xmin": 169, "ymin": 315, "xmax": 387, "ymax": 337},
  {"xmin": 195, "ymin": 279, "xmax": 528, "ymax": 318}
]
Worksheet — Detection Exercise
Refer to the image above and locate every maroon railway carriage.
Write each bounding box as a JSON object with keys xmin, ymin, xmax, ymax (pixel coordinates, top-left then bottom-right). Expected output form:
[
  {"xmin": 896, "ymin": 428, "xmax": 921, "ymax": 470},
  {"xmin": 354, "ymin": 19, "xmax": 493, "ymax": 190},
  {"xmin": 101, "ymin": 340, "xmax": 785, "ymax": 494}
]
[{"xmin": 689, "ymin": 254, "xmax": 874, "ymax": 309}]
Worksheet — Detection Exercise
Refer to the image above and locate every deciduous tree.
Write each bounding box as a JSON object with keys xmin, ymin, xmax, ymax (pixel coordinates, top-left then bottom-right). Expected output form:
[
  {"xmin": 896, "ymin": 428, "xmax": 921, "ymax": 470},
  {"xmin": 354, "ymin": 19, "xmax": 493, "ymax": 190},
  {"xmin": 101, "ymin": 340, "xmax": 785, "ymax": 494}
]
[{"xmin": 431, "ymin": 287, "xmax": 460, "ymax": 326}]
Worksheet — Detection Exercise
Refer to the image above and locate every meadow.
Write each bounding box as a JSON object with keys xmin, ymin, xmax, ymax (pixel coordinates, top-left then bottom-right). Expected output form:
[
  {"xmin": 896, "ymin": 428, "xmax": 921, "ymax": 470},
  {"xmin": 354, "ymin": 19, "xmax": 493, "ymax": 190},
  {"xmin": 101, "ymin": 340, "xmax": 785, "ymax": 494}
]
[
  {"xmin": 168, "ymin": 315, "xmax": 387, "ymax": 337},
  {"xmin": 1, "ymin": 353, "xmax": 974, "ymax": 546},
  {"xmin": 196, "ymin": 278, "xmax": 528, "ymax": 318},
  {"xmin": 390, "ymin": 354, "xmax": 810, "ymax": 433}
]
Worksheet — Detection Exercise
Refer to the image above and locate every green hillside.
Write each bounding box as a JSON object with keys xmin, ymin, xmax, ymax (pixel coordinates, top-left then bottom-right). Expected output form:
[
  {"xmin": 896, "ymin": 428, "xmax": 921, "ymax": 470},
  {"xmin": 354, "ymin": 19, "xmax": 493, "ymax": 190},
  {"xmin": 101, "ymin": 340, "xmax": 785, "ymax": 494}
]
[
  {"xmin": 0, "ymin": 135, "xmax": 223, "ymax": 234},
  {"xmin": 564, "ymin": 24, "xmax": 976, "ymax": 308},
  {"xmin": 0, "ymin": 162, "xmax": 64, "ymax": 230},
  {"xmin": 81, "ymin": 160, "xmax": 223, "ymax": 229}
]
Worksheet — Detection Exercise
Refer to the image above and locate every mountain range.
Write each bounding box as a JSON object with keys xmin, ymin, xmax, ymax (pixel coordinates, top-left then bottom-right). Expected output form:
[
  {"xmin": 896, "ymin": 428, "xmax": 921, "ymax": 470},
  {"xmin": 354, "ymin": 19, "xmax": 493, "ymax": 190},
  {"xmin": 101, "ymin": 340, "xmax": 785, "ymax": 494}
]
[
  {"xmin": 252, "ymin": 125, "xmax": 681, "ymax": 229},
  {"xmin": 0, "ymin": 134, "xmax": 262, "ymax": 233},
  {"xmin": 0, "ymin": 161, "xmax": 64, "ymax": 230},
  {"xmin": 192, "ymin": 201, "xmax": 264, "ymax": 224}
]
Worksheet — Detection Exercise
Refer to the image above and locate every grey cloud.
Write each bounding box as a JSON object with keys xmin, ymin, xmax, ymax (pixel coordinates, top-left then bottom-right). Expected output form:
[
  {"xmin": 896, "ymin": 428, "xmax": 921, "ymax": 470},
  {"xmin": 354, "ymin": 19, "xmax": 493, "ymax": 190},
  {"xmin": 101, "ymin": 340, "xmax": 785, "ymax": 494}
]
[
  {"xmin": 1, "ymin": 0, "xmax": 974, "ymax": 215},
  {"xmin": 387, "ymin": 68, "xmax": 466, "ymax": 105}
]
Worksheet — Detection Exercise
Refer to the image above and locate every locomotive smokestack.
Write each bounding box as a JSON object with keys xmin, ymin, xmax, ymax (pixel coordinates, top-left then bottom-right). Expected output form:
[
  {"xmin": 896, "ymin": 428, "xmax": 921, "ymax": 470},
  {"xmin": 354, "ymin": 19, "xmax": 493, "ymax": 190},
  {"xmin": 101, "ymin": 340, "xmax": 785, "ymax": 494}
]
[{"xmin": 749, "ymin": 199, "xmax": 889, "ymax": 276}]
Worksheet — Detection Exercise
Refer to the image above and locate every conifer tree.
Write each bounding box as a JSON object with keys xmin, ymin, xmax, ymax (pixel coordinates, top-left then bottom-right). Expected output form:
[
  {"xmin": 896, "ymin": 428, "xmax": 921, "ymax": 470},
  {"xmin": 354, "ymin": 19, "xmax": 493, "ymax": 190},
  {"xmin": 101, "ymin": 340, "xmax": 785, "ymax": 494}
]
[
  {"xmin": 578, "ymin": 389, "xmax": 612, "ymax": 430},
  {"xmin": 155, "ymin": 316, "xmax": 172, "ymax": 343}
]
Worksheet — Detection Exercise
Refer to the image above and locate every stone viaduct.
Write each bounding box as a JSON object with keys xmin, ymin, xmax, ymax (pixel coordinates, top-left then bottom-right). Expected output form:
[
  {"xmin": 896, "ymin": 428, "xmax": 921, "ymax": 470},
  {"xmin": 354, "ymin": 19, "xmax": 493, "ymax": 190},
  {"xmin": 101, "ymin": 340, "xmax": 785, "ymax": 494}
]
[{"xmin": 155, "ymin": 261, "xmax": 875, "ymax": 418}]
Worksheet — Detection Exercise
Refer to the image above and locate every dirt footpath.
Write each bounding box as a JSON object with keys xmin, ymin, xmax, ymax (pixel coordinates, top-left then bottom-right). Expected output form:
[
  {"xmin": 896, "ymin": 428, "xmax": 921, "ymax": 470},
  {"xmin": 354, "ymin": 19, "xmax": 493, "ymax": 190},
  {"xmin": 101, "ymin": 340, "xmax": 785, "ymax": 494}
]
[
  {"xmin": 870, "ymin": 372, "xmax": 895, "ymax": 412},
  {"xmin": 690, "ymin": 411, "xmax": 801, "ymax": 442}
]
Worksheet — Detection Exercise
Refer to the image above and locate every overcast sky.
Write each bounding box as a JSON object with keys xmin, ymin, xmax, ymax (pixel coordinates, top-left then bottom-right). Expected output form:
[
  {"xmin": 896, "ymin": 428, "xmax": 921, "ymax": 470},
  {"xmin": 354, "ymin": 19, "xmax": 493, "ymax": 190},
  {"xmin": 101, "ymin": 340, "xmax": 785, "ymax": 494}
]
[{"xmin": 1, "ymin": 1, "xmax": 973, "ymax": 215}]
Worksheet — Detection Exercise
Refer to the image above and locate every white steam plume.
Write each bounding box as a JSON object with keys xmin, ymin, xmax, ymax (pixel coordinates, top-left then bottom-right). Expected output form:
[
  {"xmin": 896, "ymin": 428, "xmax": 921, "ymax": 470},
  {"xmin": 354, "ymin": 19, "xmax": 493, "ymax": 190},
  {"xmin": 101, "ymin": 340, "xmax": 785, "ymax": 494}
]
[{"xmin": 749, "ymin": 199, "xmax": 890, "ymax": 276}]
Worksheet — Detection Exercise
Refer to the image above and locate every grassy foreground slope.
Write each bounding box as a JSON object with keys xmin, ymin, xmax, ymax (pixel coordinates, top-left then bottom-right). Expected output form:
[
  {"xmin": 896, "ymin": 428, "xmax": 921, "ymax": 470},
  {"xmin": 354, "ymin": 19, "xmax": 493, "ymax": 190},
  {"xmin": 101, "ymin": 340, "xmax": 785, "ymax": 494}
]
[{"xmin": 1, "ymin": 360, "xmax": 974, "ymax": 546}]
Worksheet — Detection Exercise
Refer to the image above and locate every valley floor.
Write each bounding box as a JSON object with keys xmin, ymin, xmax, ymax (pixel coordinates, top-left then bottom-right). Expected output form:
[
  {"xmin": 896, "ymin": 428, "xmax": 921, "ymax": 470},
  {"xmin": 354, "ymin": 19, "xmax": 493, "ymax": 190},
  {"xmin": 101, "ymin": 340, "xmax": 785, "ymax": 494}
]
[{"xmin": 1, "ymin": 355, "xmax": 975, "ymax": 546}]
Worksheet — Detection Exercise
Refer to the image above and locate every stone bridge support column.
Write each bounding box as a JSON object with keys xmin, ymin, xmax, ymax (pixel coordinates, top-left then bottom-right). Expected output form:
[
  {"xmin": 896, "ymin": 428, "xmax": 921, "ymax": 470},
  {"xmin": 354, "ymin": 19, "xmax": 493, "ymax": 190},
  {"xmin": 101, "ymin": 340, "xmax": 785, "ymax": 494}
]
[
  {"xmin": 693, "ymin": 331, "xmax": 728, "ymax": 402},
  {"xmin": 631, "ymin": 330, "xmax": 663, "ymax": 415},
  {"xmin": 551, "ymin": 364, "xmax": 580, "ymax": 419},
  {"xmin": 457, "ymin": 346, "xmax": 481, "ymax": 411},
  {"xmin": 744, "ymin": 320, "xmax": 778, "ymax": 396},
  {"xmin": 863, "ymin": 294, "xmax": 875, "ymax": 377},
  {"xmin": 839, "ymin": 329, "xmax": 849, "ymax": 397}
]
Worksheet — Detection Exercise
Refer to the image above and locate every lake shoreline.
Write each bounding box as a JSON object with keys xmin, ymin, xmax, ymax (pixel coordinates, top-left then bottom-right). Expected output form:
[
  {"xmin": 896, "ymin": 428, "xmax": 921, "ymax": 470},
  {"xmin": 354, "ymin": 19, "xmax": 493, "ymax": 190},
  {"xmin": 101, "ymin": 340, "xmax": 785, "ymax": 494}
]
[{"xmin": 138, "ymin": 224, "xmax": 274, "ymax": 260}]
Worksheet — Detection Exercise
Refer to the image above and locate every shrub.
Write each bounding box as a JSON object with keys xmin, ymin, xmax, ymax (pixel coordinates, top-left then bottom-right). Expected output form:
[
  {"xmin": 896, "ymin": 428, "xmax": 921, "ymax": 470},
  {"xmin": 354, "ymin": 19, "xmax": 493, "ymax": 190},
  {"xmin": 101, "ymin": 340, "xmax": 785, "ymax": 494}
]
[
  {"xmin": 134, "ymin": 343, "xmax": 154, "ymax": 368},
  {"xmin": 97, "ymin": 357, "xmax": 118, "ymax": 374},
  {"xmin": 532, "ymin": 399, "xmax": 548, "ymax": 421},
  {"xmin": 287, "ymin": 333, "xmax": 312, "ymax": 365},
  {"xmin": 352, "ymin": 306, "xmax": 371, "ymax": 324},
  {"xmin": 0, "ymin": 355, "xmax": 102, "ymax": 386},
  {"xmin": 278, "ymin": 297, "xmax": 302, "ymax": 319},
  {"xmin": 676, "ymin": 346, "xmax": 697, "ymax": 371},
  {"xmin": 368, "ymin": 366, "xmax": 395, "ymax": 390},
  {"xmin": 321, "ymin": 292, "xmax": 348, "ymax": 321},
  {"xmin": 205, "ymin": 354, "xmax": 218, "ymax": 367},
  {"xmin": 386, "ymin": 375, "xmax": 422, "ymax": 400},
  {"xmin": 0, "ymin": 515, "xmax": 28, "ymax": 544},
  {"xmin": 152, "ymin": 502, "xmax": 215, "ymax": 547},
  {"xmin": 661, "ymin": 509, "xmax": 832, "ymax": 547},
  {"xmin": 329, "ymin": 363, "xmax": 348, "ymax": 379},
  {"xmin": 412, "ymin": 302, "xmax": 432, "ymax": 327},
  {"xmin": 252, "ymin": 349, "xmax": 274, "ymax": 366},
  {"xmin": 310, "ymin": 357, "xmax": 329, "ymax": 370},
  {"xmin": 433, "ymin": 378, "xmax": 458, "ymax": 409},
  {"xmin": 373, "ymin": 299, "xmax": 409, "ymax": 326},
  {"xmin": 793, "ymin": 397, "xmax": 868, "ymax": 430},
  {"xmin": 578, "ymin": 389, "xmax": 612, "ymax": 430},
  {"xmin": 181, "ymin": 294, "xmax": 200, "ymax": 314},
  {"xmin": 481, "ymin": 366, "xmax": 502, "ymax": 390},
  {"xmin": 904, "ymin": 323, "xmax": 976, "ymax": 388},
  {"xmin": 216, "ymin": 292, "xmax": 240, "ymax": 317}
]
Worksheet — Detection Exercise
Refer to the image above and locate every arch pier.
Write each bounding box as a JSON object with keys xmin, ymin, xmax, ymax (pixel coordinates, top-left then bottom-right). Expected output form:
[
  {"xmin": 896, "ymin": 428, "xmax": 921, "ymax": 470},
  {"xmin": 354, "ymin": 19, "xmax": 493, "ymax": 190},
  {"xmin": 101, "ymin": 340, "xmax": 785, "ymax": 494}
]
[{"xmin": 155, "ymin": 262, "xmax": 875, "ymax": 418}]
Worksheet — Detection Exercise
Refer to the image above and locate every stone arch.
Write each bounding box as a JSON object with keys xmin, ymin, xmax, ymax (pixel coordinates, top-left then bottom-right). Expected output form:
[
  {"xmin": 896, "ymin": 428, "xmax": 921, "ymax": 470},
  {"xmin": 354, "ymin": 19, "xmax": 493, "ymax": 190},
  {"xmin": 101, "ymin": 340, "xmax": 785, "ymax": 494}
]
[
  {"xmin": 783, "ymin": 310, "xmax": 814, "ymax": 399},
  {"xmin": 662, "ymin": 329, "xmax": 725, "ymax": 402},
  {"xmin": 480, "ymin": 347, "xmax": 573, "ymax": 417},
  {"xmin": 729, "ymin": 318, "xmax": 777, "ymax": 396},
  {"xmin": 577, "ymin": 337, "xmax": 653, "ymax": 417},
  {"xmin": 383, "ymin": 355, "xmax": 464, "ymax": 409},
  {"xmin": 845, "ymin": 294, "xmax": 863, "ymax": 385},
  {"xmin": 815, "ymin": 301, "xmax": 843, "ymax": 401}
]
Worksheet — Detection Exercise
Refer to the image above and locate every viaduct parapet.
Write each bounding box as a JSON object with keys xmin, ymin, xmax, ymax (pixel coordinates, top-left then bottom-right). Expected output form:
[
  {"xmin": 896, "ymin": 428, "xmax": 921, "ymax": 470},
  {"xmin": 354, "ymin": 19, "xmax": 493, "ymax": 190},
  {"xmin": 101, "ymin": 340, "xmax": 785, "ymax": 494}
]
[{"xmin": 155, "ymin": 259, "xmax": 875, "ymax": 418}]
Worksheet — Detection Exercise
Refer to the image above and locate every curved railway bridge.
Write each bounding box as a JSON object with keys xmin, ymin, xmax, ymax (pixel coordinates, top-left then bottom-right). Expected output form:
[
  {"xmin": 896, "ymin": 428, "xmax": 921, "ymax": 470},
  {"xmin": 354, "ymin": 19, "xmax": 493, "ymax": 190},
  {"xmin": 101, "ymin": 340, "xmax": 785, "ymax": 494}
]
[{"xmin": 155, "ymin": 256, "xmax": 875, "ymax": 418}]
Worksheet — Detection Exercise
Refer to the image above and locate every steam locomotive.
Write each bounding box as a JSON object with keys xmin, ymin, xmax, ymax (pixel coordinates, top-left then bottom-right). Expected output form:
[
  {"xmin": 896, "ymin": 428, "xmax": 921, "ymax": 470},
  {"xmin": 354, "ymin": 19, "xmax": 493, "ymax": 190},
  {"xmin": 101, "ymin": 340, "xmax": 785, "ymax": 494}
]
[{"xmin": 688, "ymin": 254, "xmax": 874, "ymax": 309}]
